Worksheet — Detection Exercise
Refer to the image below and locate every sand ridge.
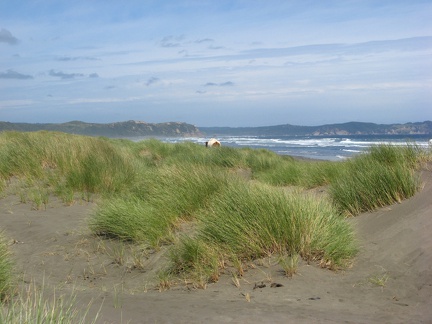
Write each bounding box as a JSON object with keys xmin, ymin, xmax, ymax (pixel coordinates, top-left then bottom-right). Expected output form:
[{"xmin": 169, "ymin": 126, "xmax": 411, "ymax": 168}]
[{"xmin": 0, "ymin": 166, "xmax": 431, "ymax": 323}]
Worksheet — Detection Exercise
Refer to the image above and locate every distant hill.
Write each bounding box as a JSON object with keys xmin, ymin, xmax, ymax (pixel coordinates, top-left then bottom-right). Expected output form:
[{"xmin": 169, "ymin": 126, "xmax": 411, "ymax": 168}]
[
  {"xmin": 1, "ymin": 120, "xmax": 431, "ymax": 138},
  {"xmin": 0, "ymin": 120, "xmax": 202, "ymax": 137},
  {"xmin": 200, "ymin": 121, "xmax": 432, "ymax": 136}
]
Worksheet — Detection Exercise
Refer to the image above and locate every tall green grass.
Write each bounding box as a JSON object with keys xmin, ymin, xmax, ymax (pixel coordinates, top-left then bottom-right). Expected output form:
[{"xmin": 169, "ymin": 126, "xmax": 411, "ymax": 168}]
[
  {"xmin": 0, "ymin": 131, "xmax": 138, "ymax": 195},
  {"xmin": 252, "ymin": 159, "xmax": 339, "ymax": 188},
  {"xmin": 170, "ymin": 181, "xmax": 357, "ymax": 281},
  {"xmin": 330, "ymin": 144, "xmax": 423, "ymax": 215},
  {"xmin": 0, "ymin": 232, "xmax": 13, "ymax": 301},
  {"xmin": 89, "ymin": 165, "xmax": 233, "ymax": 246}
]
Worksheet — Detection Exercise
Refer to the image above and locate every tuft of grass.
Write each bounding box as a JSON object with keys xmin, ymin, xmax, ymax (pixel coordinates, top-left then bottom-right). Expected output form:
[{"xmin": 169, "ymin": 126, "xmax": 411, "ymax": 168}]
[
  {"xmin": 0, "ymin": 179, "xmax": 6, "ymax": 195},
  {"xmin": 145, "ymin": 165, "xmax": 231, "ymax": 220},
  {"xmin": 0, "ymin": 233, "xmax": 13, "ymax": 301},
  {"xmin": 330, "ymin": 145, "xmax": 422, "ymax": 216},
  {"xmin": 156, "ymin": 270, "xmax": 174, "ymax": 292},
  {"xmin": 18, "ymin": 190, "xmax": 28, "ymax": 204},
  {"xmin": 231, "ymin": 273, "xmax": 241, "ymax": 288},
  {"xmin": 90, "ymin": 165, "xmax": 232, "ymax": 246},
  {"xmin": 56, "ymin": 186, "xmax": 75, "ymax": 206},
  {"xmin": 64, "ymin": 139, "xmax": 137, "ymax": 194},
  {"xmin": 369, "ymin": 273, "xmax": 390, "ymax": 288},
  {"xmin": 170, "ymin": 181, "xmax": 357, "ymax": 283},
  {"xmin": 278, "ymin": 253, "xmax": 300, "ymax": 278},
  {"xmin": 169, "ymin": 236, "xmax": 221, "ymax": 286},
  {"xmin": 29, "ymin": 188, "xmax": 50, "ymax": 210},
  {"xmin": 0, "ymin": 282, "xmax": 99, "ymax": 323},
  {"xmin": 89, "ymin": 197, "xmax": 159, "ymax": 245}
]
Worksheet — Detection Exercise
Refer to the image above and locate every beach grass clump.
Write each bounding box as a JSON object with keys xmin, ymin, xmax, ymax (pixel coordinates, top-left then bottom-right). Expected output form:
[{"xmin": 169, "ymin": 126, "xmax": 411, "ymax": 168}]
[
  {"xmin": 170, "ymin": 180, "xmax": 357, "ymax": 282},
  {"xmin": 0, "ymin": 232, "xmax": 13, "ymax": 302},
  {"xmin": 368, "ymin": 142, "xmax": 422, "ymax": 168},
  {"xmin": 0, "ymin": 131, "xmax": 47, "ymax": 179},
  {"xmin": 298, "ymin": 160, "xmax": 342, "ymax": 188},
  {"xmin": 330, "ymin": 144, "xmax": 422, "ymax": 215},
  {"xmin": 0, "ymin": 283, "xmax": 98, "ymax": 323},
  {"xmin": 90, "ymin": 165, "xmax": 233, "ymax": 246},
  {"xmin": 89, "ymin": 196, "xmax": 161, "ymax": 245},
  {"xmin": 63, "ymin": 140, "xmax": 137, "ymax": 194},
  {"xmin": 144, "ymin": 165, "xmax": 232, "ymax": 219},
  {"xmin": 169, "ymin": 237, "xmax": 221, "ymax": 285}
]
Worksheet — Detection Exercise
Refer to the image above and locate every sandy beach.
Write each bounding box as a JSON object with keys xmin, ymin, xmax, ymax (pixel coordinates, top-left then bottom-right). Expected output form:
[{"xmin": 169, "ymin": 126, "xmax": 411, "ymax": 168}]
[{"xmin": 1, "ymin": 163, "xmax": 431, "ymax": 323}]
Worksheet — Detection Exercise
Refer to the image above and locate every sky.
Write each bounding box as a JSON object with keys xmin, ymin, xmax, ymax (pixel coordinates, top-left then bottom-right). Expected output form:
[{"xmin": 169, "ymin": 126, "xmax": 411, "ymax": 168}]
[{"xmin": 1, "ymin": 0, "xmax": 431, "ymax": 127}]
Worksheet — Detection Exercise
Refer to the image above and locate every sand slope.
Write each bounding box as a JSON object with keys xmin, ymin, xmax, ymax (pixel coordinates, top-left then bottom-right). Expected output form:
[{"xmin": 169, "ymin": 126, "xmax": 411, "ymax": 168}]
[{"xmin": 0, "ymin": 166, "xmax": 431, "ymax": 323}]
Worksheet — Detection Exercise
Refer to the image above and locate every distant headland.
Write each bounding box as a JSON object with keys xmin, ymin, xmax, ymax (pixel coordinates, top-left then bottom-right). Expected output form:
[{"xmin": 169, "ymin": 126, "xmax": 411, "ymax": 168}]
[
  {"xmin": 200, "ymin": 121, "xmax": 432, "ymax": 136},
  {"xmin": 0, "ymin": 120, "xmax": 431, "ymax": 137},
  {"xmin": 0, "ymin": 120, "xmax": 202, "ymax": 137}
]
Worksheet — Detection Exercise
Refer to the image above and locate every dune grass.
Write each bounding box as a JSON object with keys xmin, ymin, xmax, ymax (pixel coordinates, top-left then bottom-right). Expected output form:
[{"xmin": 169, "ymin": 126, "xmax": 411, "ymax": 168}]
[
  {"xmin": 0, "ymin": 282, "xmax": 98, "ymax": 324},
  {"xmin": 252, "ymin": 158, "xmax": 339, "ymax": 188},
  {"xmin": 0, "ymin": 233, "xmax": 13, "ymax": 301},
  {"xmin": 330, "ymin": 144, "xmax": 423, "ymax": 215},
  {"xmin": 90, "ymin": 165, "xmax": 233, "ymax": 247},
  {"xmin": 0, "ymin": 130, "xmax": 429, "ymax": 288},
  {"xmin": 169, "ymin": 181, "xmax": 357, "ymax": 282},
  {"xmin": 0, "ymin": 131, "xmax": 138, "ymax": 197}
]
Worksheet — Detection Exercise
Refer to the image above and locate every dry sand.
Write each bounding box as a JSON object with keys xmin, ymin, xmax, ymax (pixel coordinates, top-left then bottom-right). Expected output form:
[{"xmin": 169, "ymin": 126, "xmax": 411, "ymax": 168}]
[{"xmin": 1, "ymin": 165, "xmax": 431, "ymax": 323}]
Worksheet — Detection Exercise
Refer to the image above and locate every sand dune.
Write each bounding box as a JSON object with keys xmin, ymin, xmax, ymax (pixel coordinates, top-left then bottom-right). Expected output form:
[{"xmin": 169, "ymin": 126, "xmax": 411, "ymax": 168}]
[{"xmin": 1, "ymin": 165, "xmax": 431, "ymax": 323}]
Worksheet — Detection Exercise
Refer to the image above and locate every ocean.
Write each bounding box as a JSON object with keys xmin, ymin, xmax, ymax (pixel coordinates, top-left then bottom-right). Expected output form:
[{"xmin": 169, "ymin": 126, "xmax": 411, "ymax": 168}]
[{"xmin": 132, "ymin": 134, "xmax": 432, "ymax": 161}]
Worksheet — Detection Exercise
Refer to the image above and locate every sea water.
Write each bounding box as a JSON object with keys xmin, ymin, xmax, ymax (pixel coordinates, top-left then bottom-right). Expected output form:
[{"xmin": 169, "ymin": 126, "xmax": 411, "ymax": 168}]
[{"xmin": 131, "ymin": 134, "xmax": 431, "ymax": 161}]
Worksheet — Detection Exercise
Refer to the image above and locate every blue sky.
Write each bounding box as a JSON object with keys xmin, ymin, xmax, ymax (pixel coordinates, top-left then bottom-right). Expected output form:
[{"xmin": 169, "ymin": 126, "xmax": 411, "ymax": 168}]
[{"xmin": 1, "ymin": 0, "xmax": 431, "ymax": 127}]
